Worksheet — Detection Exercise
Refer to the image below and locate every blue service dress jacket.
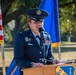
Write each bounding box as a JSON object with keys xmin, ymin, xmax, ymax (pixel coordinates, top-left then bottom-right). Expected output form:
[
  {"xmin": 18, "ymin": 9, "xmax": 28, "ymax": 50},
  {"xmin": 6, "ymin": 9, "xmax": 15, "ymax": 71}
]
[{"xmin": 14, "ymin": 29, "xmax": 54, "ymax": 69}]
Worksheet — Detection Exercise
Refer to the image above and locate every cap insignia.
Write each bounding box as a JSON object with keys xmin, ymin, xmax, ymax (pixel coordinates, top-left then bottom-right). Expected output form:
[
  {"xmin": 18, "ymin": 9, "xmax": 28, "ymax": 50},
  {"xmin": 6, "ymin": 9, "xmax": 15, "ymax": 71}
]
[{"xmin": 36, "ymin": 10, "xmax": 41, "ymax": 15}]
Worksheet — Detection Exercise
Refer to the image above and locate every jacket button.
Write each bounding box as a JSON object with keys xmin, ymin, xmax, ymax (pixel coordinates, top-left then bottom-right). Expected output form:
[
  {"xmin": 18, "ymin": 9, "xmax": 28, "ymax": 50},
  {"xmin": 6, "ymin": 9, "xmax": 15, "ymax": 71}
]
[
  {"xmin": 39, "ymin": 52, "xmax": 42, "ymax": 54},
  {"xmin": 39, "ymin": 58, "xmax": 42, "ymax": 60}
]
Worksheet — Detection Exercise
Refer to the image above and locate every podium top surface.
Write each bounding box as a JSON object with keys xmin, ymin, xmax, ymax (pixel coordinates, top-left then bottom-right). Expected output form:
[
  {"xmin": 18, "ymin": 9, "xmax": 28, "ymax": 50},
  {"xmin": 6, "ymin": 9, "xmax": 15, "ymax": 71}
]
[
  {"xmin": 22, "ymin": 63, "xmax": 76, "ymax": 71},
  {"xmin": 22, "ymin": 63, "xmax": 76, "ymax": 75}
]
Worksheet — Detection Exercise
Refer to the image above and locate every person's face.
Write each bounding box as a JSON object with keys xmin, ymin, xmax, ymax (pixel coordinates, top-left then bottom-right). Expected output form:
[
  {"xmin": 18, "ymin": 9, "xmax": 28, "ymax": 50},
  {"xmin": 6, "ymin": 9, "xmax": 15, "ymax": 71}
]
[{"xmin": 29, "ymin": 19, "xmax": 44, "ymax": 35}]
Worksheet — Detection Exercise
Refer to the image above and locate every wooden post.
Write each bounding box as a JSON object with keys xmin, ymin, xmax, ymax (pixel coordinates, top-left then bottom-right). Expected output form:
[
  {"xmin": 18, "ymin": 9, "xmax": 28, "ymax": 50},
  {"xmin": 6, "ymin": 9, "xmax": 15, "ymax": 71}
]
[{"xmin": 1, "ymin": 45, "xmax": 6, "ymax": 75}]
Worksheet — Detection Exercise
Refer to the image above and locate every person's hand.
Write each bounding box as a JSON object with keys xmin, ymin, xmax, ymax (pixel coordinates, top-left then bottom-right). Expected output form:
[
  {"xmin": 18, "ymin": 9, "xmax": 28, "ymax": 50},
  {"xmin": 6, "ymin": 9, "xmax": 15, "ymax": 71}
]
[
  {"xmin": 52, "ymin": 59, "xmax": 60, "ymax": 64},
  {"xmin": 31, "ymin": 62, "xmax": 44, "ymax": 67}
]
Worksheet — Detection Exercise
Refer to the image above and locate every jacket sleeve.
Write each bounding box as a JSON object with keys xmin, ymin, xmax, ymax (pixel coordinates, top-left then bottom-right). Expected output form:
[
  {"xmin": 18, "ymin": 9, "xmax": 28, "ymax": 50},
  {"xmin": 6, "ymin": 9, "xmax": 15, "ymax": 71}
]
[
  {"xmin": 14, "ymin": 32, "xmax": 32, "ymax": 69},
  {"xmin": 46, "ymin": 44, "xmax": 54, "ymax": 64},
  {"xmin": 45, "ymin": 33, "xmax": 54, "ymax": 64}
]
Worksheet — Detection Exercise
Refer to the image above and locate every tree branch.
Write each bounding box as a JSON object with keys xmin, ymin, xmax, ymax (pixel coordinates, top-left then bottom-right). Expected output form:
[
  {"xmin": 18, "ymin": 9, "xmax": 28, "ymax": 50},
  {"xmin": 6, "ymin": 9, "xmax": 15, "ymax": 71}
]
[
  {"xmin": 3, "ymin": 7, "xmax": 27, "ymax": 26},
  {"xmin": 2, "ymin": 0, "xmax": 15, "ymax": 17},
  {"xmin": 59, "ymin": 1, "xmax": 75, "ymax": 8}
]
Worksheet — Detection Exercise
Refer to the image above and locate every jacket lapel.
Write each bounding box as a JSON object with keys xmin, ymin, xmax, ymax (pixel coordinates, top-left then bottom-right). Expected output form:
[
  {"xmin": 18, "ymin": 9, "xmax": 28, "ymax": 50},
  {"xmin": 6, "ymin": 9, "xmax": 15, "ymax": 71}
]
[{"xmin": 27, "ymin": 29, "xmax": 41, "ymax": 49}]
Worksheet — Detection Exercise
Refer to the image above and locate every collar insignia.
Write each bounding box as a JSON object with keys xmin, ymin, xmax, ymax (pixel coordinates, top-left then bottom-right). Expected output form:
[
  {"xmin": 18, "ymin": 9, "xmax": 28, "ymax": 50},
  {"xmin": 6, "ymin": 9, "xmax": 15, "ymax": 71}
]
[
  {"xmin": 25, "ymin": 37, "xmax": 29, "ymax": 42},
  {"xmin": 25, "ymin": 37, "xmax": 31, "ymax": 42}
]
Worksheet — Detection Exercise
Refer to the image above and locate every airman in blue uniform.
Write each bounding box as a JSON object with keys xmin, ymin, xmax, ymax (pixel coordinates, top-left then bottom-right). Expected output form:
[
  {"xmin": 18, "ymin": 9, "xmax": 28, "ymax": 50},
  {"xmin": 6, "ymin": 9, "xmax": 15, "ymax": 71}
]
[{"xmin": 14, "ymin": 8, "xmax": 60, "ymax": 75}]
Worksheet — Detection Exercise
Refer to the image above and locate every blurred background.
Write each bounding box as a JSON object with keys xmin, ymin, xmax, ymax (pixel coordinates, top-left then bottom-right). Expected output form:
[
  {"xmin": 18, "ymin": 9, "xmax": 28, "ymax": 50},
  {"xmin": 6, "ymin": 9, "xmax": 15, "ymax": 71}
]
[{"xmin": 0, "ymin": 0, "xmax": 76, "ymax": 74}]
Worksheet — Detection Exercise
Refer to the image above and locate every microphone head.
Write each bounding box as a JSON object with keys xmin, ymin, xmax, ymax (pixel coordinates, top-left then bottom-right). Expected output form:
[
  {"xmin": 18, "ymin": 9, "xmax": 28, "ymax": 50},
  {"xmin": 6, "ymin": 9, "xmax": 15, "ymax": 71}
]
[{"xmin": 38, "ymin": 27, "xmax": 44, "ymax": 33}]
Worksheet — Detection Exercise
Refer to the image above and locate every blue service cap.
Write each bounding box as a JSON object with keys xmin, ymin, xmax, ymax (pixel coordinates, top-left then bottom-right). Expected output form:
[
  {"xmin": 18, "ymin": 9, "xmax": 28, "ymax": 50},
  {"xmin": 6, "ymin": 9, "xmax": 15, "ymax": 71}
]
[{"xmin": 26, "ymin": 8, "xmax": 48, "ymax": 22}]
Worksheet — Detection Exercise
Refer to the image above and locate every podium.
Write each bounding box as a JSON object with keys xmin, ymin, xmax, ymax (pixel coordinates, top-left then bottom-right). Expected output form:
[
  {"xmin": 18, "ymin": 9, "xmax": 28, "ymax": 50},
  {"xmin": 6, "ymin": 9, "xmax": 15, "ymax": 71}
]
[{"xmin": 22, "ymin": 63, "xmax": 76, "ymax": 75}]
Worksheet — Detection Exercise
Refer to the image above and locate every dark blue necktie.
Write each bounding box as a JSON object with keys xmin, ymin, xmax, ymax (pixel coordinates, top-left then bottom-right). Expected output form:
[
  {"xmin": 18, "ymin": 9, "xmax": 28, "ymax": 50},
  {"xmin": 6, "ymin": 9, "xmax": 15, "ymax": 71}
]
[{"xmin": 36, "ymin": 35, "xmax": 43, "ymax": 47}]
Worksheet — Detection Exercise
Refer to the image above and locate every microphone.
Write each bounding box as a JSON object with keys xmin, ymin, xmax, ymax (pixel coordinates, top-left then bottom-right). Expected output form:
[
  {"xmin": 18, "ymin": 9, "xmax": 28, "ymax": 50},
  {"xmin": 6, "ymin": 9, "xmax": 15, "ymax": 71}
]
[
  {"xmin": 39, "ymin": 27, "xmax": 46, "ymax": 64},
  {"xmin": 38, "ymin": 27, "xmax": 45, "ymax": 43},
  {"xmin": 38, "ymin": 27, "xmax": 44, "ymax": 32}
]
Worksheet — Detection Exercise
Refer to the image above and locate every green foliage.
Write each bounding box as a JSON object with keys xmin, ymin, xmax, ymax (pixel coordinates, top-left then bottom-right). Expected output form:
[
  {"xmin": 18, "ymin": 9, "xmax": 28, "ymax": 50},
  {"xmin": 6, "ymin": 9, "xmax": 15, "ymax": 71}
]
[
  {"xmin": 2, "ymin": 0, "xmax": 41, "ymax": 44},
  {"xmin": 4, "ymin": 25, "xmax": 12, "ymax": 43},
  {"xmin": 59, "ymin": 0, "xmax": 76, "ymax": 40},
  {"xmin": 2, "ymin": 0, "xmax": 76, "ymax": 43}
]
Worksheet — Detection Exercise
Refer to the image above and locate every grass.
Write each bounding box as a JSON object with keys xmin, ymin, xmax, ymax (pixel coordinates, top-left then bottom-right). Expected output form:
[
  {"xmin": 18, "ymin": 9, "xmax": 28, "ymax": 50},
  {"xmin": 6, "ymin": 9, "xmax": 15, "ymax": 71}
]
[
  {"xmin": 61, "ymin": 42, "xmax": 76, "ymax": 46},
  {"xmin": 0, "ymin": 50, "xmax": 13, "ymax": 67},
  {"xmin": 53, "ymin": 51, "xmax": 76, "ymax": 60},
  {"xmin": 1, "ymin": 49, "xmax": 76, "ymax": 67},
  {"xmin": 53, "ymin": 42, "xmax": 76, "ymax": 60},
  {"xmin": 0, "ymin": 43, "xmax": 76, "ymax": 67},
  {"xmin": 61, "ymin": 41, "xmax": 76, "ymax": 44},
  {"xmin": 0, "ymin": 42, "xmax": 76, "ymax": 75}
]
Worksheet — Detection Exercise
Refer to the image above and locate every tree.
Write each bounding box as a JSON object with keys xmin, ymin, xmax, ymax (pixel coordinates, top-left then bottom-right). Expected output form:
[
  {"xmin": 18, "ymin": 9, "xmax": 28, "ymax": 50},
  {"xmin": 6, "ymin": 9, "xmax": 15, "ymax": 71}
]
[
  {"xmin": 1, "ymin": 0, "xmax": 41, "ymax": 26},
  {"xmin": 59, "ymin": 0, "xmax": 76, "ymax": 41},
  {"xmin": 1, "ymin": 0, "xmax": 76, "ymax": 43},
  {"xmin": 1, "ymin": 0, "xmax": 41, "ymax": 43}
]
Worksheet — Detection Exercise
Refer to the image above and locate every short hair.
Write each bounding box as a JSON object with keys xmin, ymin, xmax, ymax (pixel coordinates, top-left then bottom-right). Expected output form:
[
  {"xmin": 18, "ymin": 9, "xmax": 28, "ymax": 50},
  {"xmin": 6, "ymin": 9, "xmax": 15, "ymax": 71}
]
[{"xmin": 27, "ymin": 17, "xmax": 31, "ymax": 28}]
